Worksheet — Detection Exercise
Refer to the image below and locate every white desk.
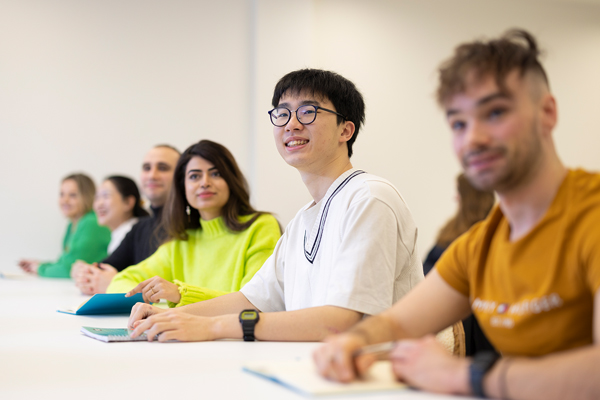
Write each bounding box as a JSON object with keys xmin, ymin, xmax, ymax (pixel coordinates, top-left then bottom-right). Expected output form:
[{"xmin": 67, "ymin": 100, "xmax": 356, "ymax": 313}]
[{"xmin": 0, "ymin": 268, "xmax": 474, "ymax": 400}]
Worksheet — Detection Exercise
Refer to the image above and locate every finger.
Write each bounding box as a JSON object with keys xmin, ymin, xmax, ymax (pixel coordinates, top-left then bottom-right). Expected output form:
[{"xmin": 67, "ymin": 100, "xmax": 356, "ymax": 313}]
[
  {"xmin": 126, "ymin": 281, "xmax": 149, "ymax": 297},
  {"xmin": 128, "ymin": 303, "xmax": 150, "ymax": 329},
  {"xmin": 332, "ymin": 347, "xmax": 356, "ymax": 383},
  {"xmin": 143, "ymin": 287, "xmax": 155, "ymax": 304},
  {"xmin": 355, "ymin": 353, "xmax": 377, "ymax": 376},
  {"xmin": 158, "ymin": 330, "xmax": 178, "ymax": 343},
  {"xmin": 314, "ymin": 344, "xmax": 338, "ymax": 378},
  {"xmin": 145, "ymin": 322, "xmax": 173, "ymax": 342},
  {"xmin": 133, "ymin": 313, "xmax": 170, "ymax": 339},
  {"xmin": 131, "ymin": 318, "xmax": 154, "ymax": 338}
]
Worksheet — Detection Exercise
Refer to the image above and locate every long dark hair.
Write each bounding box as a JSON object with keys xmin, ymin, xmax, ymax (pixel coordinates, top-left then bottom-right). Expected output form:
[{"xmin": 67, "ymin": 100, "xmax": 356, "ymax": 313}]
[
  {"xmin": 162, "ymin": 140, "xmax": 268, "ymax": 241},
  {"xmin": 106, "ymin": 175, "xmax": 150, "ymax": 218},
  {"xmin": 436, "ymin": 174, "xmax": 495, "ymax": 247}
]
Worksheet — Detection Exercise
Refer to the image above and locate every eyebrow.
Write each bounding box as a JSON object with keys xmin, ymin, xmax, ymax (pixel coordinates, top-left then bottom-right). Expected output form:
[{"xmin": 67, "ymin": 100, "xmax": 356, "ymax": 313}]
[
  {"xmin": 446, "ymin": 92, "xmax": 511, "ymax": 118},
  {"xmin": 187, "ymin": 167, "xmax": 218, "ymax": 174},
  {"xmin": 278, "ymin": 99, "xmax": 321, "ymax": 108}
]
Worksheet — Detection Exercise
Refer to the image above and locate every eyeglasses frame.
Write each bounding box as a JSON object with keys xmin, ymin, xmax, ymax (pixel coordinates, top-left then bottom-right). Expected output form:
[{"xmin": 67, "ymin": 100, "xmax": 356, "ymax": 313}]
[{"xmin": 268, "ymin": 105, "xmax": 346, "ymax": 127}]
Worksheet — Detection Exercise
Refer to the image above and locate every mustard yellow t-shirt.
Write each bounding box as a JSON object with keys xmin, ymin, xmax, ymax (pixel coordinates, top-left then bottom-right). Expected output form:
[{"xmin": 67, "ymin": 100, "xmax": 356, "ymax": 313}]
[{"xmin": 436, "ymin": 169, "xmax": 600, "ymax": 357}]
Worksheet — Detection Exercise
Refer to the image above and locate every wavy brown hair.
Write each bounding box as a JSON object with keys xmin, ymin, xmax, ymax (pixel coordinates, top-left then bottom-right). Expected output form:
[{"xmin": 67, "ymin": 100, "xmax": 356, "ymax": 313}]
[
  {"xmin": 162, "ymin": 140, "xmax": 271, "ymax": 241},
  {"xmin": 436, "ymin": 29, "xmax": 549, "ymax": 105},
  {"xmin": 436, "ymin": 174, "xmax": 495, "ymax": 248}
]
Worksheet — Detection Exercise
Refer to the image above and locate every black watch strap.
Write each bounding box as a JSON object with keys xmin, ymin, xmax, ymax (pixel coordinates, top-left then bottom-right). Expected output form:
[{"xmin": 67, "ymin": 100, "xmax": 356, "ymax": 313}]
[
  {"xmin": 239, "ymin": 309, "xmax": 260, "ymax": 342},
  {"xmin": 470, "ymin": 351, "xmax": 500, "ymax": 398}
]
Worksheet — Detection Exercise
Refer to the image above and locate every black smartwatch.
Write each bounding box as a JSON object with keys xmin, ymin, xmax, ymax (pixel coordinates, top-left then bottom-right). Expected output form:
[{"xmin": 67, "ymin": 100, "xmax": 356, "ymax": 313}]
[
  {"xmin": 239, "ymin": 309, "xmax": 260, "ymax": 341},
  {"xmin": 469, "ymin": 351, "xmax": 500, "ymax": 398}
]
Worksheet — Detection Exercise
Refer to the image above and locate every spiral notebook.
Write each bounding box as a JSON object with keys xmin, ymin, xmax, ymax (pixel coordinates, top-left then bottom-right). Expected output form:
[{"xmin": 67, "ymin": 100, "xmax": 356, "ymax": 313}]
[{"xmin": 80, "ymin": 326, "xmax": 148, "ymax": 342}]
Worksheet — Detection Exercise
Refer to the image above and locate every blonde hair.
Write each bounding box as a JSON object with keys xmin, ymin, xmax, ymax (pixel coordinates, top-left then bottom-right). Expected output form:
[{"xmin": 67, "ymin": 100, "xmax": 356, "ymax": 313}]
[{"xmin": 62, "ymin": 173, "xmax": 96, "ymax": 214}]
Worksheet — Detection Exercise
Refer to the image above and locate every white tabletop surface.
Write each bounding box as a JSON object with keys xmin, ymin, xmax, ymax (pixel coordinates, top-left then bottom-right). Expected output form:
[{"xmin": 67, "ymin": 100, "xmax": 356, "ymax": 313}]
[{"xmin": 0, "ymin": 265, "xmax": 475, "ymax": 400}]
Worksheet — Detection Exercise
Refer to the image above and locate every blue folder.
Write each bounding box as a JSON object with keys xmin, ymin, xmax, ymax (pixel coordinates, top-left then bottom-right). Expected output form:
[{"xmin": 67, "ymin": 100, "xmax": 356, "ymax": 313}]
[{"xmin": 57, "ymin": 293, "xmax": 144, "ymax": 315}]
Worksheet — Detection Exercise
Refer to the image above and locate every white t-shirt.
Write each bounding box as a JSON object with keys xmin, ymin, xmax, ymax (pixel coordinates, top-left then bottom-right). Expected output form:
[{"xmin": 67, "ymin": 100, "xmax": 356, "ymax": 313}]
[
  {"xmin": 241, "ymin": 169, "xmax": 423, "ymax": 316},
  {"xmin": 108, "ymin": 217, "xmax": 138, "ymax": 255}
]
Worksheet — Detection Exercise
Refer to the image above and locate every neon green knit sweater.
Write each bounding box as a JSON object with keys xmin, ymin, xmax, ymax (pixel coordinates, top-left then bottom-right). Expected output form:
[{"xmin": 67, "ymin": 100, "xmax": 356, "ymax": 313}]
[
  {"xmin": 38, "ymin": 211, "xmax": 111, "ymax": 278},
  {"xmin": 106, "ymin": 214, "xmax": 280, "ymax": 307}
]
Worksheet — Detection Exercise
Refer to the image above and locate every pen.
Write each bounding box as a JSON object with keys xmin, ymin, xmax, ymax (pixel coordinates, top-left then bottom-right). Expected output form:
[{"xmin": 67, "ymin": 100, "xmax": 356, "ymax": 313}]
[{"xmin": 353, "ymin": 341, "xmax": 397, "ymax": 360}]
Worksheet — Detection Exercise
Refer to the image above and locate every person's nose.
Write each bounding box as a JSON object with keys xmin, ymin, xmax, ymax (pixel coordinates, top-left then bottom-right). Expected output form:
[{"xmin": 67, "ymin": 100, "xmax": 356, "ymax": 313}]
[
  {"xmin": 285, "ymin": 109, "xmax": 304, "ymax": 132},
  {"xmin": 148, "ymin": 166, "xmax": 159, "ymax": 179},
  {"xmin": 464, "ymin": 119, "xmax": 491, "ymax": 148},
  {"xmin": 200, "ymin": 174, "xmax": 211, "ymax": 189}
]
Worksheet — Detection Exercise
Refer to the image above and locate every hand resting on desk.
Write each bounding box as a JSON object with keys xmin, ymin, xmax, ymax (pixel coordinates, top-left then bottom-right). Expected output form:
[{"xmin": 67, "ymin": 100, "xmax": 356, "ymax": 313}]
[{"xmin": 128, "ymin": 303, "xmax": 218, "ymax": 342}]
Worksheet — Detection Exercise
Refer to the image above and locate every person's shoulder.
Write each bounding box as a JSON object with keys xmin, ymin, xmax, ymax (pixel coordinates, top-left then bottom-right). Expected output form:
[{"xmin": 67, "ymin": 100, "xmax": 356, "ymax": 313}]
[
  {"xmin": 130, "ymin": 214, "xmax": 153, "ymax": 230},
  {"xmin": 345, "ymin": 171, "xmax": 407, "ymax": 205},
  {"xmin": 252, "ymin": 213, "xmax": 279, "ymax": 226},
  {"xmin": 79, "ymin": 211, "xmax": 98, "ymax": 224},
  {"xmin": 239, "ymin": 213, "xmax": 280, "ymax": 230},
  {"xmin": 452, "ymin": 205, "xmax": 503, "ymax": 250},
  {"xmin": 78, "ymin": 211, "xmax": 106, "ymax": 230},
  {"xmin": 569, "ymin": 169, "xmax": 600, "ymax": 200}
]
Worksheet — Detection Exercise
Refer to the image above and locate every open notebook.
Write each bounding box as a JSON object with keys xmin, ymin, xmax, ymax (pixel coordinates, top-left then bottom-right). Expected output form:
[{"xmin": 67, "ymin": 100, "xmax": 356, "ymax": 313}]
[
  {"xmin": 243, "ymin": 358, "xmax": 406, "ymax": 396},
  {"xmin": 57, "ymin": 293, "xmax": 144, "ymax": 315},
  {"xmin": 80, "ymin": 326, "xmax": 148, "ymax": 342}
]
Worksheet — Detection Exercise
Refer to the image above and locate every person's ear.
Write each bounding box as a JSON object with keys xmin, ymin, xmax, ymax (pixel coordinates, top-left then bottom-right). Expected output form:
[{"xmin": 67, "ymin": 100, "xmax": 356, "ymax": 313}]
[
  {"xmin": 125, "ymin": 195, "xmax": 136, "ymax": 212},
  {"xmin": 539, "ymin": 94, "xmax": 557, "ymax": 138},
  {"xmin": 339, "ymin": 121, "xmax": 355, "ymax": 144}
]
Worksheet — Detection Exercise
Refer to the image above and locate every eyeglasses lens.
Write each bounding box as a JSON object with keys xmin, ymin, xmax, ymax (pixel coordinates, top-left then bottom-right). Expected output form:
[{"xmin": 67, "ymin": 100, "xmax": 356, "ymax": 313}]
[{"xmin": 270, "ymin": 105, "xmax": 318, "ymax": 127}]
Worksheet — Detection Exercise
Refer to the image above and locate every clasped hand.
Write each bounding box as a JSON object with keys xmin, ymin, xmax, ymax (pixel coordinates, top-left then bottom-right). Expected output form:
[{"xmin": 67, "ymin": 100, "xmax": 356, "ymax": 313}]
[{"xmin": 72, "ymin": 261, "xmax": 117, "ymax": 294}]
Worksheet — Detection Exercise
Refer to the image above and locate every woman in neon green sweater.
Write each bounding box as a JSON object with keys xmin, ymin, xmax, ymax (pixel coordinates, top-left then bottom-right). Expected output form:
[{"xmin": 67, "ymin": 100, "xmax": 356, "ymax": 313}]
[
  {"xmin": 106, "ymin": 140, "xmax": 281, "ymax": 307},
  {"xmin": 19, "ymin": 173, "xmax": 111, "ymax": 278}
]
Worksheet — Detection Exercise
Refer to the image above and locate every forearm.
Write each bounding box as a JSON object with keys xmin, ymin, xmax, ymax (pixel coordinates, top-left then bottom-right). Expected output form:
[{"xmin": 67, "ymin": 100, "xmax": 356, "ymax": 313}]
[
  {"xmin": 38, "ymin": 261, "xmax": 71, "ymax": 278},
  {"xmin": 212, "ymin": 305, "xmax": 362, "ymax": 341},
  {"xmin": 483, "ymin": 345, "xmax": 600, "ymax": 400},
  {"xmin": 177, "ymin": 292, "xmax": 254, "ymax": 317},
  {"xmin": 346, "ymin": 312, "xmax": 400, "ymax": 345}
]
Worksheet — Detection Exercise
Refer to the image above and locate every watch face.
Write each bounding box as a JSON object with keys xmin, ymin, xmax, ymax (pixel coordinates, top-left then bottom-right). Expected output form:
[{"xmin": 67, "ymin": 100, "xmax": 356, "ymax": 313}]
[{"xmin": 240, "ymin": 311, "xmax": 258, "ymax": 320}]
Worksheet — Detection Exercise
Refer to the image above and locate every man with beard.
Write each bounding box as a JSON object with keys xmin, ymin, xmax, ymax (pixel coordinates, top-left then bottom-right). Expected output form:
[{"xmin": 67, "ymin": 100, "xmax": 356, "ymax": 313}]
[{"xmin": 314, "ymin": 29, "xmax": 600, "ymax": 399}]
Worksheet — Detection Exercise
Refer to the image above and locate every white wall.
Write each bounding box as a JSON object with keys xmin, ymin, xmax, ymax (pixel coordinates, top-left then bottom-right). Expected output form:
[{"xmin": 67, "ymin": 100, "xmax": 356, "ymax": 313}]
[{"xmin": 1, "ymin": 0, "xmax": 599, "ymax": 268}]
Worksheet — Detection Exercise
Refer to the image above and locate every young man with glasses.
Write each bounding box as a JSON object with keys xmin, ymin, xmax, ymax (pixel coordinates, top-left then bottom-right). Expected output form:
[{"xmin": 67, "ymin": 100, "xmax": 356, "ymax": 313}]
[
  {"xmin": 314, "ymin": 30, "xmax": 600, "ymax": 399},
  {"xmin": 127, "ymin": 69, "xmax": 423, "ymax": 342}
]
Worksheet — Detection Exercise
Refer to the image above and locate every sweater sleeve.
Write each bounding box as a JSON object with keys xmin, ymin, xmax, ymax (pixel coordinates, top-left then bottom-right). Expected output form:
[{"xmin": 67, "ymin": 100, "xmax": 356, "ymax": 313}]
[
  {"xmin": 38, "ymin": 213, "xmax": 111, "ymax": 278},
  {"xmin": 106, "ymin": 241, "xmax": 174, "ymax": 293},
  {"xmin": 171, "ymin": 280, "xmax": 230, "ymax": 307},
  {"xmin": 172, "ymin": 214, "xmax": 281, "ymax": 308}
]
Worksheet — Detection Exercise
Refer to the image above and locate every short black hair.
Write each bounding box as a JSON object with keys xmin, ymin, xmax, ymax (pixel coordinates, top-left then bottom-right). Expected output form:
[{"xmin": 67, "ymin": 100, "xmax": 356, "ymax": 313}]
[{"xmin": 271, "ymin": 69, "xmax": 365, "ymax": 158}]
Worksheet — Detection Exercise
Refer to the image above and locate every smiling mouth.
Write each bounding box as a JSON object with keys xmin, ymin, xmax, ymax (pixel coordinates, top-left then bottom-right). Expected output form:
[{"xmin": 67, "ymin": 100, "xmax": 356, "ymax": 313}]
[{"xmin": 286, "ymin": 140, "xmax": 309, "ymax": 147}]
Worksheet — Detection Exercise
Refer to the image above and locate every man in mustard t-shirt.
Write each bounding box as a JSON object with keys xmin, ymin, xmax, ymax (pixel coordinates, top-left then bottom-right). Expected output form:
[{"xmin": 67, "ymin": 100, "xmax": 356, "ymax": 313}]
[{"xmin": 314, "ymin": 29, "xmax": 600, "ymax": 399}]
